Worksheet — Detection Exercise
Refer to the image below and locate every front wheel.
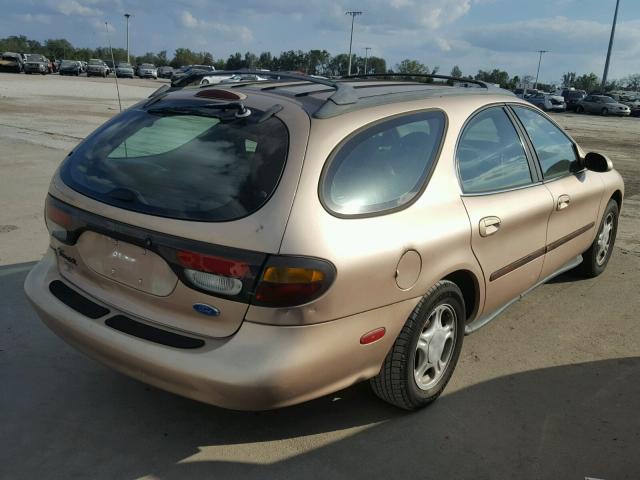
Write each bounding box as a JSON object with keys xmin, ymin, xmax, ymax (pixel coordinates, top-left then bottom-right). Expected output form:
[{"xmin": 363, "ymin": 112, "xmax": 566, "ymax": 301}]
[
  {"xmin": 370, "ymin": 280, "xmax": 465, "ymax": 410},
  {"xmin": 578, "ymin": 199, "xmax": 619, "ymax": 278},
  {"xmin": 576, "ymin": 105, "xmax": 584, "ymax": 113},
  {"xmin": 601, "ymin": 108, "xmax": 609, "ymax": 116}
]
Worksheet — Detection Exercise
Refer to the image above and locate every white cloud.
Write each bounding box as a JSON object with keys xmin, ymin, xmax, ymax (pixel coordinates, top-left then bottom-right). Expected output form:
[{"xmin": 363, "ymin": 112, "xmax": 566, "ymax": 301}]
[
  {"xmin": 179, "ymin": 10, "xmax": 253, "ymax": 42},
  {"xmin": 17, "ymin": 13, "xmax": 53, "ymax": 24},
  {"xmin": 54, "ymin": 0, "xmax": 103, "ymax": 16}
]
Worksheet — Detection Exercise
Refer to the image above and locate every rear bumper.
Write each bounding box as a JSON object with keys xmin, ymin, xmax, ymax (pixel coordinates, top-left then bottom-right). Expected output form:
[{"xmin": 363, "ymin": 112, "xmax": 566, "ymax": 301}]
[{"xmin": 25, "ymin": 250, "xmax": 413, "ymax": 410}]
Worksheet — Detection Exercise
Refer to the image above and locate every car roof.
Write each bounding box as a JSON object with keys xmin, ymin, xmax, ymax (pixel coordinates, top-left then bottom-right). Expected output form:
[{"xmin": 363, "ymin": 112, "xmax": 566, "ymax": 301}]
[{"xmin": 160, "ymin": 71, "xmax": 516, "ymax": 119}]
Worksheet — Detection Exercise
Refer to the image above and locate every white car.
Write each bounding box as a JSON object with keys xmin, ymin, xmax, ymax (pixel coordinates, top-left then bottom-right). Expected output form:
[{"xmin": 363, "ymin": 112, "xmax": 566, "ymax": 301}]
[
  {"xmin": 137, "ymin": 63, "xmax": 158, "ymax": 79},
  {"xmin": 527, "ymin": 92, "xmax": 566, "ymax": 112},
  {"xmin": 199, "ymin": 74, "xmax": 234, "ymax": 85}
]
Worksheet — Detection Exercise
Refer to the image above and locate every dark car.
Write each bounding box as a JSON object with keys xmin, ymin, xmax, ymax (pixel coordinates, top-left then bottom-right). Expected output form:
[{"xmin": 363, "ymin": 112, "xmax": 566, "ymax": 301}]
[
  {"xmin": 171, "ymin": 64, "xmax": 215, "ymax": 81},
  {"xmin": 157, "ymin": 65, "xmax": 174, "ymax": 79},
  {"xmin": 0, "ymin": 52, "xmax": 23, "ymax": 73},
  {"xmin": 58, "ymin": 60, "xmax": 82, "ymax": 76},
  {"xmin": 561, "ymin": 89, "xmax": 586, "ymax": 111},
  {"xmin": 576, "ymin": 95, "xmax": 631, "ymax": 116},
  {"xmin": 86, "ymin": 59, "xmax": 108, "ymax": 77},
  {"xmin": 23, "ymin": 54, "xmax": 50, "ymax": 75},
  {"xmin": 104, "ymin": 59, "xmax": 115, "ymax": 75}
]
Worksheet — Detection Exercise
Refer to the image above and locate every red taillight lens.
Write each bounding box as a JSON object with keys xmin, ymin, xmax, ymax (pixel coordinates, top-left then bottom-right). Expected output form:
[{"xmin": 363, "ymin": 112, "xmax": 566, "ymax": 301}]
[
  {"xmin": 253, "ymin": 258, "xmax": 336, "ymax": 307},
  {"xmin": 46, "ymin": 201, "xmax": 72, "ymax": 229},
  {"xmin": 177, "ymin": 250, "xmax": 250, "ymax": 277}
]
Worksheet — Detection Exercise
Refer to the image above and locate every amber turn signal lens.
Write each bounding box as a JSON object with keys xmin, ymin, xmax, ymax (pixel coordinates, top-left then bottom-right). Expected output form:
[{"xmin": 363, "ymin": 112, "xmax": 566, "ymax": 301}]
[{"xmin": 261, "ymin": 266, "xmax": 324, "ymax": 284}]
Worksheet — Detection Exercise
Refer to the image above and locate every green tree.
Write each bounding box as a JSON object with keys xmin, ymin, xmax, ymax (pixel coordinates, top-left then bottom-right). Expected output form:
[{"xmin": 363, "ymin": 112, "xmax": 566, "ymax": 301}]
[
  {"xmin": 475, "ymin": 69, "xmax": 510, "ymax": 88},
  {"xmin": 225, "ymin": 52, "xmax": 245, "ymax": 70},
  {"xmin": 573, "ymin": 73, "xmax": 599, "ymax": 92},
  {"xmin": 562, "ymin": 72, "xmax": 576, "ymax": 88},
  {"xmin": 450, "ymin": 65, "xmax": 462, "ymax": 78}
]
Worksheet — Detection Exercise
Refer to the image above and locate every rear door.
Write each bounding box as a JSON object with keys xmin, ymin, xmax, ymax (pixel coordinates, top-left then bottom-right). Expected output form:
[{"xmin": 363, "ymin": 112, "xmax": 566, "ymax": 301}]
[
  {"xmin": 457, "ymin": 106, "xmax": 554, "ymax": 316},
  {"xmin": 510, "ymin": 105, "xmax": 603, "ymax": 279}
]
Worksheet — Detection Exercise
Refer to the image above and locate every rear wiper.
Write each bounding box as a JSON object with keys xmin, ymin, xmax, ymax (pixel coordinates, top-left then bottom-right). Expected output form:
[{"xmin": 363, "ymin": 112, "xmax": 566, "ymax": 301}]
[{"xmin": 148, "ymin": 101, "xmax": 252, "ymax": 118}]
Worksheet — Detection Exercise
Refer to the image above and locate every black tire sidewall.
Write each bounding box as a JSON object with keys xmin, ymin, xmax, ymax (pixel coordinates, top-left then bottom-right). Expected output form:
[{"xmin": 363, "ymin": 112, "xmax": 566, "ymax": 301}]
[
  {"xmin": 406, "ymin": 284, "xmax": 465, "ymax": 403},
  {"xmin": 584, "ymin": 200, "xmax": 619, "ymax": 276}
]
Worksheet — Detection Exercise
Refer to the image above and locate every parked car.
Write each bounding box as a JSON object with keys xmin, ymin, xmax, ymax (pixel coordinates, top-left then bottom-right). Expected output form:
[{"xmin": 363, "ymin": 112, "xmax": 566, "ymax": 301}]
[
  {"xmin": 526, "ymin": 92, "xmax": 566, "ymax": 112},
  {"xmin": 157, "ymin": 65, "xmax": 174, "ymax": 79},
  {"xmin": 86, "ymin": 58, "xmax": 108, "ymax": 77},
  {"xmin": 137, "ymin": 63, "xmax": 158, "ymax": 79},
  {"xmin": 171, "ymin": 64, "xmax": 215, "ymax": 81},
  {"xmin": 561, "ymin": 89, "xmax": 586, "ymax": 111},
  {"xmin": 25, "ymin": 73, "xmax": 623, "ymax": 411},
  {"xmin": 220, "ymin": 73, "xmax": 268, "ymax": 84},
  {"xmin": 23, "ymin": 54, "xmax": 50, "ymax": 74},
  {"xmin": 0, "ymin": 52, "xmax": 24, "ymax": 72},
  {"xmin": 115, "ymin": 62, "xmax": 134, "ymax": 79},
  {"xmin": 103, "ymin": 59, "xmax": 115, "ymax": 75},
  {"xmin": 199, "ymin": 73, "xmax": 234, "ymax": 85},
  {"xmin": 620, "ymin": 96, "xmax": 640, "ymax": 117},
  {"xmin": 576, "ymin": 95, "xmax": 631, "ymax": 116},
  {"xmin": 58, "ymin": 60, "xmax": 82, "ymax": 76}
]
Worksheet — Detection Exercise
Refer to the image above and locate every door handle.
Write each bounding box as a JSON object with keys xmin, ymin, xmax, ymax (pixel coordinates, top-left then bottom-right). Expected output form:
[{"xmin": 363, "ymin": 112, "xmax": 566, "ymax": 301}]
[
  {"xmin": 479, "ymin": 216, "xmax": 501, "ymax": 237},
  {"xmin": 557, "ymin": 194, "xmax": 571, "ymax": 211}
]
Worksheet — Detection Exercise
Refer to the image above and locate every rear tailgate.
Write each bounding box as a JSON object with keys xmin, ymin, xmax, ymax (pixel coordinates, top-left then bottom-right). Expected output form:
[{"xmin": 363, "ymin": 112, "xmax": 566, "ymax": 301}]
[{"xmin": 47, "ymin": 93, "xmax": 310, "ymax": 338}]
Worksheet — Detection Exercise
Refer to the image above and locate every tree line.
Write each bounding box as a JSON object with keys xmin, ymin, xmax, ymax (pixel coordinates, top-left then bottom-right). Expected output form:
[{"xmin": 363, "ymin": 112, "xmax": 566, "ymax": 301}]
[{"xmin": 2, "ymin": 35, "xmax": 638, "ymax": 91}]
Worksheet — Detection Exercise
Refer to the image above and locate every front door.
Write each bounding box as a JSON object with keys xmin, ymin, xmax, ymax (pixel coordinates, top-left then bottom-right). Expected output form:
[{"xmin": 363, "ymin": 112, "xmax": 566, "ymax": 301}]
[
  {"xmin": 510, "ymin": 105, "xmax": 604, "ymax": 279},
  {"xmin": 457, "ymin": 106, "xmax": 554, "ymax": 316}
]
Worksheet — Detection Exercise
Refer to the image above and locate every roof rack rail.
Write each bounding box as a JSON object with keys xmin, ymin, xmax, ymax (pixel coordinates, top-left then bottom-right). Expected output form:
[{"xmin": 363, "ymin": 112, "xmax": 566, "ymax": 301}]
[
  {"xmin": 343, "ymin": 73, "xmax": 505, "ymax": 92},
  {"xmin": 169, "ymin": 70, "xmax": 358, "ymax": 106}
]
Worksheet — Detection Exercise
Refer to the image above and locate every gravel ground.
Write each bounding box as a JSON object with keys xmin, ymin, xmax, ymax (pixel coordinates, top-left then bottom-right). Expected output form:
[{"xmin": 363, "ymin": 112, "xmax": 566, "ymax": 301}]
[{"xmin": 0, "ymin": 73, "xmax": 638, "ymax": 479}]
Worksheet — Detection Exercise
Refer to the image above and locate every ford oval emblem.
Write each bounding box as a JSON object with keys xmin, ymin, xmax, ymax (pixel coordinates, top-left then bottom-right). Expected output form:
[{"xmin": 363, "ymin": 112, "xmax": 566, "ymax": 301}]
[{"xmin": 192, "ymin": 303, "xmax": 220, "ymax": 317}]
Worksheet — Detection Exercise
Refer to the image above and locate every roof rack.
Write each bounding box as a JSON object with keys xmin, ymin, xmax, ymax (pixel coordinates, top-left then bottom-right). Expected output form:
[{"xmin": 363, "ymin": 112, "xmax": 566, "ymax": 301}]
[
  {"xmin": 169, "ymin": 70, "xmax": 358, "ymax": 105},
  {"xmin": 343, "ymin": 73, "xmax": 505, "ymax": 92}
]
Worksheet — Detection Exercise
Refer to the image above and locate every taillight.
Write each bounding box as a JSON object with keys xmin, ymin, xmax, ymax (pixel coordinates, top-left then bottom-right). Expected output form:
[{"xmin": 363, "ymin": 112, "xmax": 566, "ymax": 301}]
[
  {"xmin": 45, "ymin": 196, "xmax": 75, "ymax": 242},
  {"xmin": 253, "ymin": 256, "xmax": 336, "ymax": 307},
  {"xmin": 176, "ymin": 250, "xmax": 249, "ymax": 296}
]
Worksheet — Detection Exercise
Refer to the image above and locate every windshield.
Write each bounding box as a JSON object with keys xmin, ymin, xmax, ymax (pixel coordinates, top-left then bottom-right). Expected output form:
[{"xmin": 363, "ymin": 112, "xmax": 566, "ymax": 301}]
[
  {"xmin": 27, "ymin": 55, "xmax": 44, "ymax": 62},
  {"xmin": 141, "ymin": 64, "xmax": 155, "ymax": 68},
  {"xmin": 60, "ymin": 105, "xmax": 289, "ymax": 222},
  {"xmin": 2, "ymin": 55, "xmax": 18, "ymax": 61},
  {"xmin": 88, "ymin": 59, "xmax": 102, "ymax": 65},
  {"xmin": 601, "ymin": 97, "xmax": 616, "ymax": 103},
  {"xmin": 61, "ymin": 61, "xmax": 76, "ymax": 67},
  {"xmin": 118, "ymin": 63, "xmax": 132, "ymax": 68}
]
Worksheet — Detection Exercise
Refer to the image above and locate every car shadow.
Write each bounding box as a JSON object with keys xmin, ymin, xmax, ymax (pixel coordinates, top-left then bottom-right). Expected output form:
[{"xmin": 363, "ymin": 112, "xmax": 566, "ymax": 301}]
[{"xmin": 3, "ymin": 263, "xmax": 639, "ymax": 479}]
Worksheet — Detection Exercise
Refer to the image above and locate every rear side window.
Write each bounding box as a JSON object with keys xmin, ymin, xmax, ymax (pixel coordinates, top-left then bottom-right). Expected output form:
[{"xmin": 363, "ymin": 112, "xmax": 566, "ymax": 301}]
[
  {"xmin": 511, "ymin": 106, "xmax": 578, "ymax": 179},
  {"xmin": 321, "ymin": 111, "xmax": 446, "ymax": 216},
  {"xmin": 457, "ymin": 107, "xmax": 532, "ymax": 193},
  {"xmin": 61, "ymin": 106, "xmax": 289, "ymax": 221}
]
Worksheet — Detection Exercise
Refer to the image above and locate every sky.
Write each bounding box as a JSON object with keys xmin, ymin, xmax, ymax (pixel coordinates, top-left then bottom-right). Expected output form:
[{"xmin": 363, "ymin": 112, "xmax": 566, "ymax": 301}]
[{"xmin": 1, "ymin": 0, "xmax": 639, "ymax": 83}]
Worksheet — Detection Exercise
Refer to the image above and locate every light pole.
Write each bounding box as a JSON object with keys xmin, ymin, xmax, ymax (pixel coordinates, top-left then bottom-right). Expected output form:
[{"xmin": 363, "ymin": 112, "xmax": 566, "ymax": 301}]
[
  {"xmin": 364, "ymin": 47, "xmax": 371, "ymax": 74},
  {"xmin": 124, "ymin": 13, "xmax": 131, "ymax": 64},
  {"xmin": 534, "ymin": 50, "xmax": 548, "ymax": 90},
  {"xmin": 601, "ymin": 0, "xmax": 621, "ymax": 90},
  {"xmin": 345, "ymin": 11, "xmax": 362, "ymax": 76}
]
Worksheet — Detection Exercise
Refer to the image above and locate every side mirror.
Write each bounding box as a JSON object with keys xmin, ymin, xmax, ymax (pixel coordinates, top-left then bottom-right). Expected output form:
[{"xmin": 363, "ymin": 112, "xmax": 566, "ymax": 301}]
[{"xmin": 584, "ymin": 152, "xmax": 613, "ymax": 173}]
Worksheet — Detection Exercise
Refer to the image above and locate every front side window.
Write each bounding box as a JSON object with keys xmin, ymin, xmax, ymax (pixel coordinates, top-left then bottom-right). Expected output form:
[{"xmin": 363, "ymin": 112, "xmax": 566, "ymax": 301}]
[
  {"xmin": 511, "ymin": 106, "xmax": 578, "ymax": 180},
  {"xmin": 321, "ymin": 111, "xmax": 446, "ymax": 216},
  {"xmin": 61, "ymin": 105, "xmax": 289, "ymax": 221},
  {"xmin": 457, "ymin": 107, "xmax": 532, "ymax": 194}
]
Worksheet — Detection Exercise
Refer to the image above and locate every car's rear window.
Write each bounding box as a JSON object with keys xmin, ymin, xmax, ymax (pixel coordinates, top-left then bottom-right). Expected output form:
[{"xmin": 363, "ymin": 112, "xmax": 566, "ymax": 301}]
[
  {"xmin": 61, "ymin": 105, "xmax": 289, "ymax": 222},
  {"xmin": 321, "ymin": 111, "xmax": 446, "ymax": 216}
]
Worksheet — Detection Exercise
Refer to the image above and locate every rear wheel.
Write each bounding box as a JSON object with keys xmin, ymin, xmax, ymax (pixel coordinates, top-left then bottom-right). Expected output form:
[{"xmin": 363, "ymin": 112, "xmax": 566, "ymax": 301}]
[
  {"xmin": 578, "ymin": 199, "xmax": 619, "ymax": 278},
  {"xmin": 370, "ymin": 280, "xmax": 465, "ymax": 410}
]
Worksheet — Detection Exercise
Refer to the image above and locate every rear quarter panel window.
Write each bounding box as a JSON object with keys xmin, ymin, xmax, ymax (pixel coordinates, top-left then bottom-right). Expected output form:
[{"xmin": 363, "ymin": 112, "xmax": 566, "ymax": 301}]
[
  {"xmin": 511, "ymin": 106, "xmax": 578, "ymax": 180},
  {"xmin": 321, "ymin": 111, "xmax": 446, "ymax": 216},
  {"xmin": 457, "ymin": 107, "xmax": 532, "ymax": 194}
]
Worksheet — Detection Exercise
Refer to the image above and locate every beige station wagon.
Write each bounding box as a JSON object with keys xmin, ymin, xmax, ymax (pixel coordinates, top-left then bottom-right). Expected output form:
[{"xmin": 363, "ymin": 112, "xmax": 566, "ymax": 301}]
[{"xmin": 25, "ymin": 72, "xmax": 624, "ymax": 410}]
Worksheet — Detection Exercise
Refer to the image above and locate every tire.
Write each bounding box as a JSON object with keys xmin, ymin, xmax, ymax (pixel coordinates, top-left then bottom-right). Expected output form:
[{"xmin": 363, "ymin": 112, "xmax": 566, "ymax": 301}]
[
  {"xmin": 578, "ymin": 199, "xmax": 619, "ymax": 278},
  {"xmin": 370, "ymin": 280, "xmax": 465, "ymax": 410},
  {"xmin": 576, "ymin": 105, "xmax": 584, "ymax": 113},
  {"xmin": 601, "ymin": 108, "xmax": 608, "ymax": 116}
]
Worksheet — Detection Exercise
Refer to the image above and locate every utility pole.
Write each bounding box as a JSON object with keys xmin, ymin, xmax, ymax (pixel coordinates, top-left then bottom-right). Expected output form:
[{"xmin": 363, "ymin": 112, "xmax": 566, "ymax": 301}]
[
  {"xmin": 601, "ymin": 0, "xmax": 621, "ymax": 90},
  {"xmin": 364, "ymin": 47, "xmax": 371, "ymax": 74},
  {"xmin": 124, "ymin": 13, "xmax": 131, "ymax": 64},
  {"xmin": 534, "ymin": 50, "xmax": 548, "ymax": 90},
  {"xmin": 345, "ymin": 11, "xmax": 362, "ymax": 76}
]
